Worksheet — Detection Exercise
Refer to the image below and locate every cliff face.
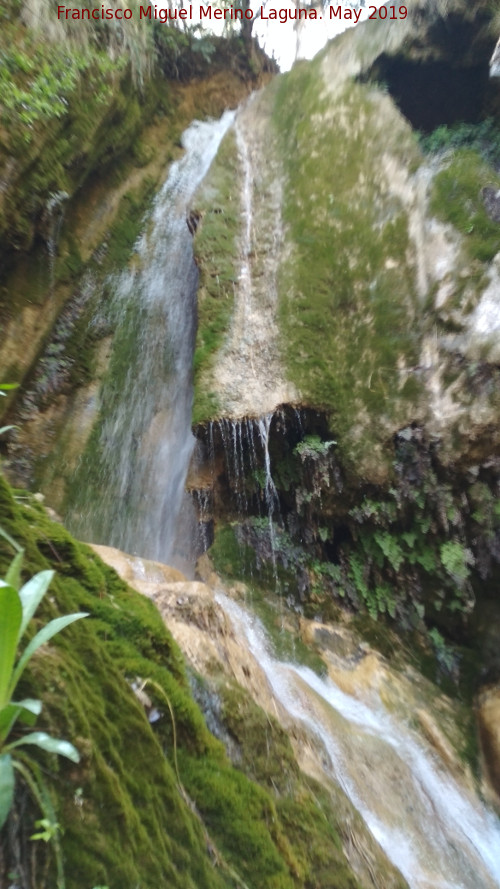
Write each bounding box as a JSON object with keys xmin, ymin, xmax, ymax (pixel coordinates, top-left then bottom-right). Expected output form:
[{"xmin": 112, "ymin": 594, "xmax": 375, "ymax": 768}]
[
  {"xmin": 3, "ymin": 0, "xmax": 500, "ymax": 671},
  {"xmin": 0, "ymin": 0, "xmax": 260, "ymax": 414},
  {"xmin": 187, "ymin": 0, "xmax": 500, "ymax": 699},
  {"xmin": 1, "ymin": 3, "xmax": 500, "ymax": 881},
  {"xmin": 192, "ymin": 0, "xmax": 500, "ymax": 475}
]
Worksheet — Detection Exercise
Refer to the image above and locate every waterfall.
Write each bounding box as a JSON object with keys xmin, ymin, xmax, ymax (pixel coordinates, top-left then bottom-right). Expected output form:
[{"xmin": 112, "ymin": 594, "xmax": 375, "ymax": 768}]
[
  {"xmin": 216, "ymin": 591, "xmax": 500, "ymax": 889},
  {"xmin": 67, "ymin": 111, "xmax": 235, "ymax": 571}
]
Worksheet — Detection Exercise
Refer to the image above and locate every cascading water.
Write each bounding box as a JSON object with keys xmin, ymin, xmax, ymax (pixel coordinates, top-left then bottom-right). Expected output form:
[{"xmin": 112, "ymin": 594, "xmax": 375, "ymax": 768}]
[
  {"xmin": 217, "ymin": 592, "xmax": 500, "ymax": 889},
  {"xmin": 67, "ymin": 111, "xmax": 235, "ymax": 571}
]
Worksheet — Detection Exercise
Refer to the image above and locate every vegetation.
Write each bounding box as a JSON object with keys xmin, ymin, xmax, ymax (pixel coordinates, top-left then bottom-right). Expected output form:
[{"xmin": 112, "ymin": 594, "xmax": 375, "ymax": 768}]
[
  {"xmin": 430, "ymin": 148, "xmax": 500, "ymax": 265},
  {"xmin": 0, "ymin": 556, "xmax": 86, "ymax": 885},
  {"xmin": 193, "ymin": 129, "xmax": 241, "ymax": 424},
  {"xmin": 272, "ymin": 65, "xmax": 422, "ymax": 470},
  {"xmin": 0, "ymin": 43, "xmax": 117, "ymax": 138},
  {"xmin": 419, "ymin": 118, "xmax": 500, "ymax": 168}
]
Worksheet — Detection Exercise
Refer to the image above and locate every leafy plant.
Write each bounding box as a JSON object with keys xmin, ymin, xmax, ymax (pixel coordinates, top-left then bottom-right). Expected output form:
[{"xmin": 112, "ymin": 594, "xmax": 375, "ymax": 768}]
[
  {"xmin": 419, "ymin": 118, "xmax": 500, "ymax": 167},
  {"xmin": 0, "ymin": 552, "xmax": 88, "ymax": 833},
  {"xmin": 294, "ymin": 435, "xmax": 336, "ymax": 460},
  {"xmin": 439, "ymin": 541, "xmax": 472, "ymax": 582},
  {"xmin": 373, "ymin": 531, "xmax": 404, "ymax": 572},
  {"xmin": 428, "ymin": 627, "xmax": 457, "ymax": 677}
]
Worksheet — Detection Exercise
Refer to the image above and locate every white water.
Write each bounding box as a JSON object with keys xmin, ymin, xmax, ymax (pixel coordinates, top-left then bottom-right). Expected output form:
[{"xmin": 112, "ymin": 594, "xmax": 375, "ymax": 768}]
[
  {"xmin": 217, "ymin": 592, "xmax": 500, "ymax": 889},
  {"xmin": 68, "ymin": 111, "xmax": 235, "ymax": 570}
]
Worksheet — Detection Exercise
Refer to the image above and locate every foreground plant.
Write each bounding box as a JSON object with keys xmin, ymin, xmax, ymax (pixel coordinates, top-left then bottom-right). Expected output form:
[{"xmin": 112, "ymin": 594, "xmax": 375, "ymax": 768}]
[{"xmin": 0, "ymin": 552, "xmax": 88, "ymax": 830}]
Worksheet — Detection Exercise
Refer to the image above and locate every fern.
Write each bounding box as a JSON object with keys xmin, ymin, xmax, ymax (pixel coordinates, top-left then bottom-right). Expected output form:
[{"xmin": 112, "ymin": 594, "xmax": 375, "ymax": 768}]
[
  {"xmin": 440, "ymin": 541, "xmax": 471, "ymax": 581},
  {"xmin": 373, "ymin": 531, "xmax": 404, "ymax": 572}
]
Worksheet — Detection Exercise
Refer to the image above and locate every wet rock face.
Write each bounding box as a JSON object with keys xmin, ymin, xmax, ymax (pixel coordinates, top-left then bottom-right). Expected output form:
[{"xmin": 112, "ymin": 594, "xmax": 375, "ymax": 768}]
[{"xmin": 191, "ymin": 404, "xmax": 500, "ymax": 689}]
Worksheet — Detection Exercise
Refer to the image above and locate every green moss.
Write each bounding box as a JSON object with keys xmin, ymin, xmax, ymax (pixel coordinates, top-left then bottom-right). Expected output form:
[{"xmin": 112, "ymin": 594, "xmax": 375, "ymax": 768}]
[
  {"xmin": 219, "ymin": 684, "xmax": 299, "ymax": 791},
  {"xmin": 211, "ymin": 681, "xmax": 382, "ymax": 889},
  {"xmin": 272, "ymin": 66, "xmax": 422, "ymax": 469},
  {"xmin": 180, "ymin": 754, "xmax": 295, "ymax": 889},
  {"xmin": 210, "ymin": 525, "xmax": 326, "ymax": 676},
  {"xmin": 0, "ymin": 477, "xmax": 226, "ymax": 888},
  {"xmin": 430, "ymin": 148, "xmax": 500, "ymax": 264},
  {"xmin": 210, "ymin": 523, "xmax": 257, "ymax": 578},
  {"xmin": 186, "ymin": 679, "xmax": 367, "ymax": 889},
  {"xmin": 192, "ymin": 129, "xmax": 240, "ymax": 424},
  {"xmin": 0, "ymin": 473, "xmax": 365, "ymax": 889}
]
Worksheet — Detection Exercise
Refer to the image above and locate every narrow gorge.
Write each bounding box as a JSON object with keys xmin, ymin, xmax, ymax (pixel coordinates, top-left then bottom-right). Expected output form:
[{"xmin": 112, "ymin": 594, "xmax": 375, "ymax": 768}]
[{"xmin": 2, "ymin": 1, "xmax": 500, "ymax": 888}]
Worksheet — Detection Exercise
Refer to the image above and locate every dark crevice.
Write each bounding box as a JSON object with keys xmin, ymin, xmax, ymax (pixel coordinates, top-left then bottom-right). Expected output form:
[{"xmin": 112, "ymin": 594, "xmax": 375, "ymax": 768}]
[
  {"xmin": 372, "ymin": 57, "xmax": 491, "ymax": 132},
  {"xmin": 359, "ymin": 11, "xmax": 499, "ymax": 133}
]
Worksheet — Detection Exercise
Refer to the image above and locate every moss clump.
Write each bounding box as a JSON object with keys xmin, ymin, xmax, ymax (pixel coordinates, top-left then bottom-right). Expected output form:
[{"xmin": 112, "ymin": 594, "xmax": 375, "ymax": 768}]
[
  {"xmin": 272, "ymin": 63, "xmax": 422, "ymax": 469},
  {"xmin": 192, "ymin": 129, "xmax": 241, "ymax": 424},
  {"xmin": 430, "ymin": 148, "xmax": 500, "ymax": 264}
]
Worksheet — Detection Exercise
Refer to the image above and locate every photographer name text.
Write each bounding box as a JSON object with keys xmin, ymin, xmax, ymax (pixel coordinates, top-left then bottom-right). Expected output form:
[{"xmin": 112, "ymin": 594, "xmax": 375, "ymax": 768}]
[{"xmin": 56, "ymin": 4, "xmax": 408, "ymax": 23}]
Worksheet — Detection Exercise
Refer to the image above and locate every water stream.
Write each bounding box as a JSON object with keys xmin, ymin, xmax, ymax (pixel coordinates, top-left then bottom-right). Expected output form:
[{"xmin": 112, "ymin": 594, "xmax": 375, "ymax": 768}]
[
  {"xmin": 67, "ymin": 111, "xmax": 235, "ymax": 571},
  {"xmin": 217, "ymin": 592, "xmax": 500, "ymax": 889}
]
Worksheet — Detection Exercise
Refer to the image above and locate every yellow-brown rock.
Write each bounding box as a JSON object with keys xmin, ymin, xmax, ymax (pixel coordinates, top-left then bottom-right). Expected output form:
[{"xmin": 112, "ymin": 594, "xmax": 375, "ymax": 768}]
[{"xmin": 478, "ymin": 685, "xmax": 500, "ymax": 803}]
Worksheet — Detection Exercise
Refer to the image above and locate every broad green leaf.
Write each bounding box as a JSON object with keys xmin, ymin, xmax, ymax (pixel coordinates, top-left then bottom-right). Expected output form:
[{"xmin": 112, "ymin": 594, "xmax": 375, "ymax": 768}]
[
  {"xmin": 0, "ymin": 754, "xmax": 14, "ymax": 830},
  {"xmin": 18, "ymin": 569, "xmax": 54, "ymax": 638},
  {"xmin": 5, "ymin": 550, "xmax": 24, "ymax": 592},
  {"xmin": 9, "ymin": 612, "xmax": 88, "ymax": 696},
  {"xmin": 6, "ymin": 732, "xmax": 80, "ymax": 763},
  {"xmin": 0, "ymin": 585, "xmax": 22, "ymax": 708},
  {"xmin": 0, "ymin": 699, "xmax": 42, "ymax": 742}
]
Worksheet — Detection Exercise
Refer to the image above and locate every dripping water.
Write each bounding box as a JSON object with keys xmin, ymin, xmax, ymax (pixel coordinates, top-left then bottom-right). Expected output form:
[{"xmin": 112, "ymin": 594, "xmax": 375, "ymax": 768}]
[{"xmin": 257, "ymin": 413, "xmax": 280, "ymax": 585}]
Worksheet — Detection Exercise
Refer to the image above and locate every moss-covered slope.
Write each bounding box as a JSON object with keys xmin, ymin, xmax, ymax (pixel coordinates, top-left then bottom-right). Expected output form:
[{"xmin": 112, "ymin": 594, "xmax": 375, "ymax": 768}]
[
  {"xmin": 273, "ymin": 64, "xmax": 421, "ymax": 474},
  {"xmin": 0, "ymin": 472, "xmax": 367, "ymax": 889}
]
